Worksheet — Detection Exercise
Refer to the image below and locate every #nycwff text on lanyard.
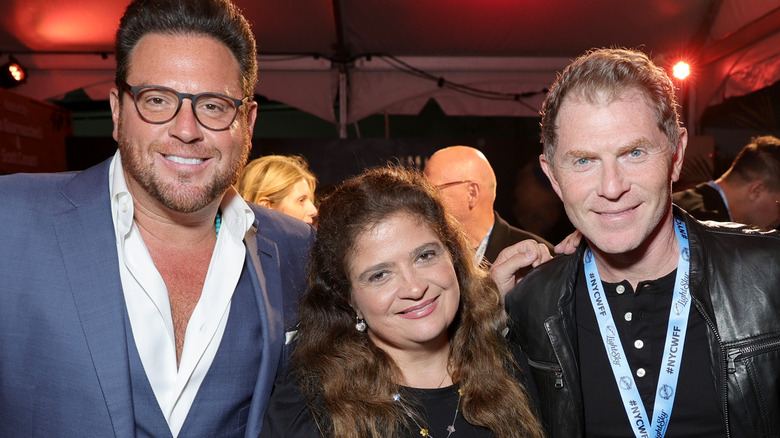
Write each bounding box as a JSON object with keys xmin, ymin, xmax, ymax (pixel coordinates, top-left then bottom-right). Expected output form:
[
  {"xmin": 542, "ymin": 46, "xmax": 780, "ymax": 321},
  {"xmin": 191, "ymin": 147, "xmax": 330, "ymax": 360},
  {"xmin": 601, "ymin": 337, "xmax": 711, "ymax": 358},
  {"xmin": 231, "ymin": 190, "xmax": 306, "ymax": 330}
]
[{"xmin": 583, "ymin": 218, "xmax": 691, "ymax": 438}]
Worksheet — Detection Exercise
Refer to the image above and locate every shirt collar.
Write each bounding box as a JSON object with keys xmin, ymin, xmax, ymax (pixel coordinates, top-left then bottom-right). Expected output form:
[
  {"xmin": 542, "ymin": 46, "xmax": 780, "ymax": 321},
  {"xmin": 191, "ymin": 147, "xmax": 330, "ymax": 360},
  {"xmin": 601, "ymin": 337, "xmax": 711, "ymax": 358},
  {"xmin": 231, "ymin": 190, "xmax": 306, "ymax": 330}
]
[
  {"xmin": 473, "ymin": 221, "xmax": 495, "ymax": 264},
  {"xmin": 108, "ymin": 149, "xmax": 255, "ymax": 240},
  {"xmin": 219, "ymin": 186, "xmax": 255, "ymax": 240},
  {"xmin": 109, "ymin": 150, "xmax": 134, "ymax": 239},
  {"xmin": 706, "ymin": 180, "xmax": 732, "ymax": 220}
]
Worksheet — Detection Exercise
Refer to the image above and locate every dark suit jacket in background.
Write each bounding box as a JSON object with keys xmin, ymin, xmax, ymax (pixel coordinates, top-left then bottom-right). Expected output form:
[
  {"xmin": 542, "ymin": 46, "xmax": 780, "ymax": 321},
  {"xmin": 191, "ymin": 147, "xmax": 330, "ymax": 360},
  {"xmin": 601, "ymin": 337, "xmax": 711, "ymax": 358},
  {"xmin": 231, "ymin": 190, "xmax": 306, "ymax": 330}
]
[
  {"xmin": 483, "ymin": 212, "xmax": 554, "ymax": 264},
  {"xmin": 0, "ymin": 158, "xmax": 315, "ymax": 437},
  {"xmin": 673, "ymin": 182, "xmax": 731, "ymax": 222}
]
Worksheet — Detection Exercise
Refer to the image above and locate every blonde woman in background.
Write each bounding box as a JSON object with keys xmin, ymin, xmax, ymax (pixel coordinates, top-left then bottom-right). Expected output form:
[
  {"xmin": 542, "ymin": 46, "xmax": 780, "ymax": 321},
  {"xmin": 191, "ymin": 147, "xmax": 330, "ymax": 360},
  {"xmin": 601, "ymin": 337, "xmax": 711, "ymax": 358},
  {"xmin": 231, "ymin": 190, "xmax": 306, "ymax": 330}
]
[{"xmin": 237, "ymin": 155, "xmax": 318, "ymax": 225}]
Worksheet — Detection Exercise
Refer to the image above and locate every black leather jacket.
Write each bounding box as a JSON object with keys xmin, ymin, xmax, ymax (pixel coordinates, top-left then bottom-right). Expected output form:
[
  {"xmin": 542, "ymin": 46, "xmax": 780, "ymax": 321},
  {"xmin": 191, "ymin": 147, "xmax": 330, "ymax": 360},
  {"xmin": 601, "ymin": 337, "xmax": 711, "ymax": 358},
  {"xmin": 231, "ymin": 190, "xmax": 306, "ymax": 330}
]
[{"xmin": 506, "ymin": 207, "xmax": 780, "ymax": 437}]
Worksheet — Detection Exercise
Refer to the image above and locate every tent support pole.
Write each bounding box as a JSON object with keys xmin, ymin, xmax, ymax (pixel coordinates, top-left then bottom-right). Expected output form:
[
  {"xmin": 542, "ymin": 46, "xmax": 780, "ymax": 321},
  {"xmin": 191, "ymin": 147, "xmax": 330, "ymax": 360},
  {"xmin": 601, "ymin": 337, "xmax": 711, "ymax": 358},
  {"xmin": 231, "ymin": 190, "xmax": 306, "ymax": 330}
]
[
  {"xmin": 688, "ymin": 85, "xmax": 697, "ymax": 135},
  {"xmin": 339, "ymin": 70, "xmax": 347, "ymax": 139}
]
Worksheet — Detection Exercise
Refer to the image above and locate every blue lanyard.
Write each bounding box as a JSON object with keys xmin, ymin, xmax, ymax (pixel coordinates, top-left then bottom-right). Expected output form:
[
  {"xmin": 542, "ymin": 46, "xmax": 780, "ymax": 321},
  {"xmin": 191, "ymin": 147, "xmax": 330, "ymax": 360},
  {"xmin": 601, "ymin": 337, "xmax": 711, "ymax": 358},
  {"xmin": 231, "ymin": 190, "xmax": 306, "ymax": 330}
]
[{"xmin": 583, "ymin": 218, "xmax": 691, "ymax": 438}]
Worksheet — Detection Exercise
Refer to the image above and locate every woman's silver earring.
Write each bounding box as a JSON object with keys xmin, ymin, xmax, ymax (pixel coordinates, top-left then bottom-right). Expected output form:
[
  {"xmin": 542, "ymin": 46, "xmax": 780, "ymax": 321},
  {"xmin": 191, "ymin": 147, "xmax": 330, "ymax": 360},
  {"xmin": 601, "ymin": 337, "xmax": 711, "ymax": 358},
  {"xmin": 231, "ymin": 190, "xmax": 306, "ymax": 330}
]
[{"xmin": 355, "ymin": 316, "xmax": 367, "ymax": 332}]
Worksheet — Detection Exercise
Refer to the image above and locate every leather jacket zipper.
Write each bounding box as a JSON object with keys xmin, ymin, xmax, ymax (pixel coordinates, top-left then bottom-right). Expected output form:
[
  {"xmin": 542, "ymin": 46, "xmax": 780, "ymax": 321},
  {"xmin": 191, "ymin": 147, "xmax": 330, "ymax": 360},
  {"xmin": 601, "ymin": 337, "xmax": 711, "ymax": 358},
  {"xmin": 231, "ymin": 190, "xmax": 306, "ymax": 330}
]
[
  {"xmin": 695, "ymin": 300, "xmax": 730, "ymax": 438},
  {"xmin": 727, "ymin": 337, "xmax": 780, "ymax": 373},
  {"xmin": 527, "ymin": 358, "xmax": 564, "ymax": 388}
]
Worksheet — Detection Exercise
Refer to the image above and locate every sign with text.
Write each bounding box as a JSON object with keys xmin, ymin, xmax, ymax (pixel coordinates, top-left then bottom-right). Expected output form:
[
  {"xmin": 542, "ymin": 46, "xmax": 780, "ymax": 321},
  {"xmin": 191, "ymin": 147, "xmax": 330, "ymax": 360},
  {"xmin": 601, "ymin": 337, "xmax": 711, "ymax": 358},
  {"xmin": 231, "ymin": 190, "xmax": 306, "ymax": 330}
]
[{"xmin": 0, "ymin": 87, "xmax": 72, "ymax": 174}]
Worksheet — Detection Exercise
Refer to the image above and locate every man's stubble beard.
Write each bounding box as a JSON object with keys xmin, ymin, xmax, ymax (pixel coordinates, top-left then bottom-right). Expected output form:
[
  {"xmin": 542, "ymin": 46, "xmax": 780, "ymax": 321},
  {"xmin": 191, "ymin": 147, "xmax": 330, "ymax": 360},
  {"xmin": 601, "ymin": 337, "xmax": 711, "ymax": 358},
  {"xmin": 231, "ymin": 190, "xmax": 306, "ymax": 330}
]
[{"xmin": 117, "ymin": 122, "xmax": 251, "ymax": 214}]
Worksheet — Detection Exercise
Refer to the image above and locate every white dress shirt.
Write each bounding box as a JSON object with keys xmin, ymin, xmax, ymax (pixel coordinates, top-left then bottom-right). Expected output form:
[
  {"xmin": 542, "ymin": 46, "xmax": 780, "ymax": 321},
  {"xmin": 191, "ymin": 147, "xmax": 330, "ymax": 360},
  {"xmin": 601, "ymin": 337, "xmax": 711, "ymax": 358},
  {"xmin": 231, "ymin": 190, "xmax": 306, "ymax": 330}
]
[
  {"xmin": 108, "ymin": 151, "xmax": 254, "ymax": 437},
  {"xmin": 474, "ymin": 222, "xmax": 494, "ymax": 264},
  {"xmin": 707, "ymin": 180, "xmax": 733, "ymax": 220}
]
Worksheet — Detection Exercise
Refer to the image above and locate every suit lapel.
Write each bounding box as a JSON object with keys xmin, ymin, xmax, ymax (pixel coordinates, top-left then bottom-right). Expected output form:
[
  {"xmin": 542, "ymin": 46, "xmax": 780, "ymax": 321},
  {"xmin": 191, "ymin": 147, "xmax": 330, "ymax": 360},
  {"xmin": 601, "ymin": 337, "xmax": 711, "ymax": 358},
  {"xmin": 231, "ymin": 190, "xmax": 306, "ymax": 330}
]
[
  {"xmin": 54, "ymin": 160, "xmax": 135, "ymax": 438},
  {"xmin": 483, "ymin": 212, "xmax": 506, "ymax": 264},
  {"xmin": 243, "ymin": 225, "xmax": 284, "ymax": 437}
]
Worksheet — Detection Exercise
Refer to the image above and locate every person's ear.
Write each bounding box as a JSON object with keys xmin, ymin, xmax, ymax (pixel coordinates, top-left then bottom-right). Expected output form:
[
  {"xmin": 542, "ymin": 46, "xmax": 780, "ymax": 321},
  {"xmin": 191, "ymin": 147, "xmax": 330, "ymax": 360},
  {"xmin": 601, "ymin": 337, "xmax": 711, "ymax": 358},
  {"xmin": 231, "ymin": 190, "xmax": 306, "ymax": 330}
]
[
  {"xmin": 109, "ymin": 87, "xmax": 121, "ymax": 142},
  {"xmin": 256, "ymin": 197, "xmax": 272, "ymax": 208},
  {"xmin": 670, "ymin": 128, "xmax": 688, "ymax": 183},
  {"xmin": 540, "ymin": 154, "xmax": 563, "ymax": 201},
  {"xmin": 245, "ymin": 101, "xmax": 258, "ymax": 138},
  {"xmin": 467, "ymin": 182, "xmax": 479, "ymax": 208},
  {"xmin": 747, "ymin": 180, "xmax": 766, "ymax": 202}
]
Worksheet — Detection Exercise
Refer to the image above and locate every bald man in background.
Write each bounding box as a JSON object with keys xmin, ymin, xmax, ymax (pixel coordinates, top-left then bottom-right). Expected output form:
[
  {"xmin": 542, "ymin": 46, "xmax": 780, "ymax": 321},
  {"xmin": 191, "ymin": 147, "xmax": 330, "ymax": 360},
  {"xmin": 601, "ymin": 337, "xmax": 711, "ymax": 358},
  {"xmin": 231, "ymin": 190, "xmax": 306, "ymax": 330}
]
[{"xmin": 424, "ymin": 145, "xmax": 553, "ymax": 264}]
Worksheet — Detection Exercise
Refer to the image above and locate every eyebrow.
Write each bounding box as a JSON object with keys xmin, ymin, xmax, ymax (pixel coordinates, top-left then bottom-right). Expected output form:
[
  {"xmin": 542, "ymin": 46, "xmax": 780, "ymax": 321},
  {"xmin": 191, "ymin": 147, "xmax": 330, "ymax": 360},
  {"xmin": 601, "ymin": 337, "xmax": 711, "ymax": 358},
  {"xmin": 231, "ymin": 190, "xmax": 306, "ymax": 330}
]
[
  {"xmin": 564, "ymin": 138, "xmax": 653, "ymax": 159},
  {"xmin": 356, "ymin": 262, "xmax": 392, "ymax": 283},
  {"xmin": 618, "ymin": 138, "xmax": 654, "ymax": 154},
  {"xmin": 355, "ymin": 241, "xmax": 442, "ymax": 283},
  {"xmin": 408, "ymin": 241, "xmax": 442, "ymax": 259}
]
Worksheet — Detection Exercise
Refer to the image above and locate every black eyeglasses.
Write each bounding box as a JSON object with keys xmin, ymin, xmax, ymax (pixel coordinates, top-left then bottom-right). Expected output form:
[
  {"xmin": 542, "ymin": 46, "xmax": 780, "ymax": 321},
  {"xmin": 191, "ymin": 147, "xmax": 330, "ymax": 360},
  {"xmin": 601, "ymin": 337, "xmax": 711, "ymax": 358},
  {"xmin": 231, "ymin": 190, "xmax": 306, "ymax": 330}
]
[
  {"xmin": 435, "ymin": 180, "xmax": 472, "ymax": 189},
  {"xmin": 119, "ymin": 80, "xmax": 248, "ymax": 131}
]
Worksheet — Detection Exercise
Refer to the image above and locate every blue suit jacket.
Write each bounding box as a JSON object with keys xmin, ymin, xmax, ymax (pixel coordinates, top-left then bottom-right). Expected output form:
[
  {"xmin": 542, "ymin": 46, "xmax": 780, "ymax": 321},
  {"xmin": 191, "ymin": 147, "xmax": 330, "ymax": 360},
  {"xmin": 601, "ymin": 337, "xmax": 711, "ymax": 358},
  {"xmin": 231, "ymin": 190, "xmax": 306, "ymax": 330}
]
[{"xmin": 0, "ymin": 159, "xmax": 315, "ymax": 437}]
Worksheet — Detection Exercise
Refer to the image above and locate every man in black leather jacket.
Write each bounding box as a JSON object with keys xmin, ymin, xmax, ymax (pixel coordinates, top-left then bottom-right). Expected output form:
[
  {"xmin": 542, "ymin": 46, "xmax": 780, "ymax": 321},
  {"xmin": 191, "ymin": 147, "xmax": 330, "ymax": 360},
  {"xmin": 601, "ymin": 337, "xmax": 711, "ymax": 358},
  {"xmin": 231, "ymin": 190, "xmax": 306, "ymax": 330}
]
[{"xmin": 502, "ymin": 48, "xmax": 780, "ymax": 437}]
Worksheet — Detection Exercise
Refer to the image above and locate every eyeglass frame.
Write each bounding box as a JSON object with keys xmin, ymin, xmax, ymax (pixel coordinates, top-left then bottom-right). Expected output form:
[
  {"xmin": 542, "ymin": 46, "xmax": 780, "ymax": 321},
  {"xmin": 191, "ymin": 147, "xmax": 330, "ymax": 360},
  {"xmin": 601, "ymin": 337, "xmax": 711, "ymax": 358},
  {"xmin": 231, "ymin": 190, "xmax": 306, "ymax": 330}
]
[
  {"xmin": 117, "ymin": 80, "xmax": 249, "ymax": 132},
  {"xmin": 435, "ymin": 180, "xmax": 472, "ymax": 189}
]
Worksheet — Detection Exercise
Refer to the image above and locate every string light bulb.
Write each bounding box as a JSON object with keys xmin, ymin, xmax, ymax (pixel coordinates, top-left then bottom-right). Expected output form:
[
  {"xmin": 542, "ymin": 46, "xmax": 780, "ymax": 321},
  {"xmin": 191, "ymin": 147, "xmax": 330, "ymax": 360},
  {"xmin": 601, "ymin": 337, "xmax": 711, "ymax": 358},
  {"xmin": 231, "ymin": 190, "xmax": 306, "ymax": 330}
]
[{"xmin": 0, "ymin": 56, "xmax": 27, "ymax": 88}]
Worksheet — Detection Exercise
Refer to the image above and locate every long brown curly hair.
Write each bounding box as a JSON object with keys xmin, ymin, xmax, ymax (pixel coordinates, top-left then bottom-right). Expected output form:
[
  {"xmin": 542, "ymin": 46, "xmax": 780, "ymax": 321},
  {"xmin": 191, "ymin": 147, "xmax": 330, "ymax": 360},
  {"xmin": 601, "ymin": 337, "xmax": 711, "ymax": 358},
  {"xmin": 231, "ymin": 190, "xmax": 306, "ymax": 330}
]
[{"xmin": 292, "ymin": 165, "xmax": 545, "ymax": 438}]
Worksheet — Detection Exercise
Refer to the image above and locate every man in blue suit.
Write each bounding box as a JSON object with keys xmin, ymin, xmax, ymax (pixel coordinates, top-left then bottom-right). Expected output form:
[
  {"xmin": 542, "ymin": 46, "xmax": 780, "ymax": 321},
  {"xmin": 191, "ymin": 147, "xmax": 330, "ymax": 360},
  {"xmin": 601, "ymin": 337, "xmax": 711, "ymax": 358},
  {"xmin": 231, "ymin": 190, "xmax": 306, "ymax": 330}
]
[{"xmin": 0, "ymin": 0, "xmax": 315, "ymax": 437}]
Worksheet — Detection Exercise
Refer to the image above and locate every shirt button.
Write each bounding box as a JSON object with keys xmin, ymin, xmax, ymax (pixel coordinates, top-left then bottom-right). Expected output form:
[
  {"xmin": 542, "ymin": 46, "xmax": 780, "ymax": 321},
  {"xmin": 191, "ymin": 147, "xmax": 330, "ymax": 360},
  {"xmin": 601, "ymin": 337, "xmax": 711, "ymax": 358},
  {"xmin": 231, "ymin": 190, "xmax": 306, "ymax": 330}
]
[
  {"xmin": 634, "ymin": 340, "xmax": 644, "ymax": 349},
  {"xmin": 616, "ymin": 285, "xmax": 626, "ymax": 294},
  {"xmin": 636, "ymin": 368, "xmax": 646, "ymax": 377},
  {"xmin": 624, "ymin": 312, "xmax": 633, "ymax": 322},
  {"xmin": 122, "ymin": 203, "xmax": 129, "ymax": 213}
]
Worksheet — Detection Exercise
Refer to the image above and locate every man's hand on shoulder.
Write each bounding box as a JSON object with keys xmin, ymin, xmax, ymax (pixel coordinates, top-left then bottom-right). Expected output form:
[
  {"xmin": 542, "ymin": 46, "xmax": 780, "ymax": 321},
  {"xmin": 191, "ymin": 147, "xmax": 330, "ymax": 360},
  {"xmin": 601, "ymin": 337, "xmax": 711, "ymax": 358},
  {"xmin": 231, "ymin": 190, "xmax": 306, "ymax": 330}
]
[
  {"xmin": 490, "ymin": 229, "xmax": 583, "ymax": 300},
  {"xmin": 554, "ymin": 230, "xmax": 582, "ymax": 256},
  {"xmin": 490, "ymin": 239, "xmax": 553, "ymax": 299}
]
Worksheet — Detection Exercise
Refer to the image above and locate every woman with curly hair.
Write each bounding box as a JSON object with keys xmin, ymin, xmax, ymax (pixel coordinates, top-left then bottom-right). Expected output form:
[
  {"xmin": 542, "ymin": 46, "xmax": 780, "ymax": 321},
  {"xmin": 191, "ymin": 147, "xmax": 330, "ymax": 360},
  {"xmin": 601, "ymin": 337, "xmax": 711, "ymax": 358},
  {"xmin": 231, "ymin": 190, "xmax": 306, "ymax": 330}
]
[{"xmin": 260, "ymin": 166, "xmax": 545, "ymax": 438}]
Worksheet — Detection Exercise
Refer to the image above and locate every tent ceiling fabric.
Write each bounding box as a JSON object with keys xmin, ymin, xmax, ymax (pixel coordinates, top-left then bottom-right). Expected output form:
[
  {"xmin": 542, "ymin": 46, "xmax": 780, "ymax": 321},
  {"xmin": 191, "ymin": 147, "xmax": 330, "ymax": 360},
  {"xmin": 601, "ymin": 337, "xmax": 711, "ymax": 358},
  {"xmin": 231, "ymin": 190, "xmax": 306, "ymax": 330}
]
[{"xmin": 1, "ymin": 0, "xmax": 779, "ymax": 128}]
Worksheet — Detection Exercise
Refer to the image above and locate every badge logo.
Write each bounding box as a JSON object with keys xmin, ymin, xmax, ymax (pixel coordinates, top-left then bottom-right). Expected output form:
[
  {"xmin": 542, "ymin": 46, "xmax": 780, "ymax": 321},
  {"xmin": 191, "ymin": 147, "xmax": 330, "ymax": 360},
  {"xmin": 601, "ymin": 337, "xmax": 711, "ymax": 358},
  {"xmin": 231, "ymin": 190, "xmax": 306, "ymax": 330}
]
[{"xmin": 659, "ymin": 384, "xmax": 673, "ymax": 400}]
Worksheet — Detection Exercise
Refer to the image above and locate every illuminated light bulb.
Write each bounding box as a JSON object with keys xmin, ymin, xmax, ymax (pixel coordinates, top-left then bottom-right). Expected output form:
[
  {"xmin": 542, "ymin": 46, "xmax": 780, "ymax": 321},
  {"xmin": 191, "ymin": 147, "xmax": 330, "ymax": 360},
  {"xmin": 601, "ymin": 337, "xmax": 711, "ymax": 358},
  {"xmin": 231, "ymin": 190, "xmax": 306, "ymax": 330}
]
[
  {"xmin": 9, "ymin": 64, "xmax": 24, "ymax": 81},
  {"xmin": 673, "ymin": 62, "xmax": 690, "ymax": 80},
  {"xmin": 0, "ymin": 57, "xmax": 27, "ymax": 88}
]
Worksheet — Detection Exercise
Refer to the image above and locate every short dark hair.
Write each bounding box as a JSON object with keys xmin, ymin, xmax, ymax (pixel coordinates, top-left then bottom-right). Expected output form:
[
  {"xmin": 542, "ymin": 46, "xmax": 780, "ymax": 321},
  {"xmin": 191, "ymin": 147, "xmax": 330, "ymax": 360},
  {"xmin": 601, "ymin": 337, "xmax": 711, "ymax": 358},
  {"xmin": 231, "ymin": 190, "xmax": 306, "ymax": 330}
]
[
  {"xmin": 115, "ymin": 0, "xmax": 257, "ymax": 98},
  {"xmin": 541, "ymin": 48, "xmax": 681, "ymax": 165},
  {"xmin": 727, "ymin": 135, "xmax": 780, "ymax": 191}
]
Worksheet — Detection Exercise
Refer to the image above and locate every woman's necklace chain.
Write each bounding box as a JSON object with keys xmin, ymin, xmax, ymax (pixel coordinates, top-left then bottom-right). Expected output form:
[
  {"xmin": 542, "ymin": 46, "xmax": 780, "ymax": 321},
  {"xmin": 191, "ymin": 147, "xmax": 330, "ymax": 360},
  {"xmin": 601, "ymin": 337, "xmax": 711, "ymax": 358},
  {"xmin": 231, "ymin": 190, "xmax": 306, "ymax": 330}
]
[{"xmin": 392, "ymin": 388, "xmax": 463, "ymax": 437}]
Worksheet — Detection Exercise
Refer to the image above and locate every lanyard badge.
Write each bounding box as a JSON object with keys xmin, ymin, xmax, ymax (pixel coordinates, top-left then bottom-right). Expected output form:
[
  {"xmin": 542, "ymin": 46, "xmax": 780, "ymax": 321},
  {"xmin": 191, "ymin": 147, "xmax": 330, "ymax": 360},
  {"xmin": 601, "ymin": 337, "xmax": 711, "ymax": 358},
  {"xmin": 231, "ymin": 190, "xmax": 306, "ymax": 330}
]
[{"xmin": 583, "ymin": 218, "xmax": 691, "ymax": 438}]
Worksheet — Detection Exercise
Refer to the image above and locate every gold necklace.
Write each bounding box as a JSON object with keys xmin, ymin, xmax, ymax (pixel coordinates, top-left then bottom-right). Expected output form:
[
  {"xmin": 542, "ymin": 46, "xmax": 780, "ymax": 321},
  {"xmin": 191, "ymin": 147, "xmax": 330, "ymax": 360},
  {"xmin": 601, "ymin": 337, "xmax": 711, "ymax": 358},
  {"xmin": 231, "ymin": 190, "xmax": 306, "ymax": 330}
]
[{"xmin": 392, "ymin": 388, "xmax": 463, "ymax": 437}]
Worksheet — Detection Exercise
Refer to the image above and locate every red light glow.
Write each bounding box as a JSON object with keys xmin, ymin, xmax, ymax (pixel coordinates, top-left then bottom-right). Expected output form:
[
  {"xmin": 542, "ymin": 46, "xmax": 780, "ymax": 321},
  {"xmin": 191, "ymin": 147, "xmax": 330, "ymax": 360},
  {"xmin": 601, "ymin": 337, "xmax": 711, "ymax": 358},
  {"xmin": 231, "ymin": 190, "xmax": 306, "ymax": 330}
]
[
  {"xmin": 672, "ymin": 62, "xmax": 690, "ymax": 80},
  {"xmin": 7, "ymin": 1, "xmax": 123, "ymax": 50}
]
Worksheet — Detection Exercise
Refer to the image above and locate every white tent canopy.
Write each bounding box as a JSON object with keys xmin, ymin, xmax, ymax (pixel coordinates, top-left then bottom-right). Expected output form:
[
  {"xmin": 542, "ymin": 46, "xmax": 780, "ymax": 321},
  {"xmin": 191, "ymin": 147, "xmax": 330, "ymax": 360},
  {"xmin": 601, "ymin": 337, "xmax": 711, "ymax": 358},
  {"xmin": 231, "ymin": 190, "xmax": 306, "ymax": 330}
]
[{"xmin": 2, "ymin": 0, "xmax": 779, "ymax": 136}]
